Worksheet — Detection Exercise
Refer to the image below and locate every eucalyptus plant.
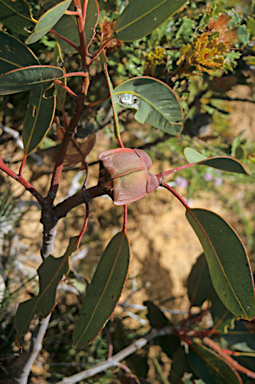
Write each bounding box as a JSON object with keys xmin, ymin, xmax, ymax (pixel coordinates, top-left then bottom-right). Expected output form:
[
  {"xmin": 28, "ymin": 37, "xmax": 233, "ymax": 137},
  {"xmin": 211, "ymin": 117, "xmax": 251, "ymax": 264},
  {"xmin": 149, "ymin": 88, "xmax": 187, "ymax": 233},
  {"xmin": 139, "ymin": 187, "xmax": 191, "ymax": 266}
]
[{"xmin": 1, "ymin": 0, "xmax": 255, "ymax": 383}]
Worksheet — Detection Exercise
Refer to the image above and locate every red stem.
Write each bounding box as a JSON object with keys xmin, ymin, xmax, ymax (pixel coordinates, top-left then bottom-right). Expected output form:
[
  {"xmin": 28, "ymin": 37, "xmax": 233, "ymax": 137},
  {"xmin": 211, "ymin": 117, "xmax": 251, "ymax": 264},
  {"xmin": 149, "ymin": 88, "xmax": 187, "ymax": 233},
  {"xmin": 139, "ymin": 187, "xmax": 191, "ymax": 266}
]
[
  {"xmin": 91, "ymin": 36, "xmax": 115, "ymax": 61},
  {"xmin": 0, "ymin": 158, "xmax": 44, "ymax": 207},
  {"xmin": 50, "ymin": 29, "xmax": 79, "ymax": 51},
  {"xmin": 158, "ymin": 162, "xmax": 196, "ymax": 179},
  {"xmin": 19, "ymin": 155, "xmax": 27, "ymax": 177},
  {"xmin": 76, "ymin": 202, "xmax": 89, "ymax": 249},
  {"xmin": 159, "ymin": 180, "xmax": 190, "ymax": 210},
  {"xmin": 54, "ymin": 79, "xmax": 78, "ymax": 100},
  {"xmin": 63, "ymin": 72, "xmax": 88, "ymax": 79},
  {"xmin": 123, "ymin": 205, "xmax": 127, "ymax": 233},
  {"xmin": 203, "ymin": 337, "xmax": 255, "ymax": 379}
]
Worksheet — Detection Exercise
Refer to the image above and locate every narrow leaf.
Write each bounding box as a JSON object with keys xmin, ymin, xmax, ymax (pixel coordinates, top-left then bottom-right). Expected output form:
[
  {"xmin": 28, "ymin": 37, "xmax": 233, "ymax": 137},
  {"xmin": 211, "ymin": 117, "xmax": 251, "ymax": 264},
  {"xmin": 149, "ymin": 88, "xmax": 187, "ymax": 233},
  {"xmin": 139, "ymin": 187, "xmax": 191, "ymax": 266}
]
[
  {"xmin": 54, "ymin": 43, "xmax": 66, "ymax": 110},
  {"xmin": 53, "ymin": 0, "xmax": 99, "ymax": 53},
  {"xmin": 114, "ymin": 0, "xmax": 188, "ymax": 42},
  {"xmin": 114, "ymin": 77, "xmax": 183, "ymax": 136},
  {"xmin": 0, "ymin": 31, "xmax": 39, "ymax": 76},
  {"xmin": 184, "ymin": 148, "xmax": 250, "ymax": 175},
  {"xmin": 187, "ymin": 253, "xmax": 214, "ymax": 308},
  {"xmin": 169, "ymin": 346, "xmax": 190, "ymax": 384},
  {"xmin": 14, "ymin": 237, "xmax": 78, "ymax": 340},
  {"xmin": 26, "ymin": 0, "xmax": 72, "ymax": 45},
  {"xmin": 187, "ymin": 253, "xmax": 236, "ymax": 332},
  {"xmin": 73, "ymin": 231, "xmax": 130, "ymax": 347},
  {"xmin": 189, "ymin": 341, "xmax": 242, "ymax": 384},
  {"xmin": 186, "ymin": 208, "xmax": 255, "ymax": 320},
  {"xmin": 0, "ymin": 65, "xmax": 64, "ymax": 95},
  {"xmin": 22, "ymin": 84, "xmax": 56, "ymax": 156},
  {"xmin": 0, "ymin": 0, "xmax": 35, "ymax": 36}
]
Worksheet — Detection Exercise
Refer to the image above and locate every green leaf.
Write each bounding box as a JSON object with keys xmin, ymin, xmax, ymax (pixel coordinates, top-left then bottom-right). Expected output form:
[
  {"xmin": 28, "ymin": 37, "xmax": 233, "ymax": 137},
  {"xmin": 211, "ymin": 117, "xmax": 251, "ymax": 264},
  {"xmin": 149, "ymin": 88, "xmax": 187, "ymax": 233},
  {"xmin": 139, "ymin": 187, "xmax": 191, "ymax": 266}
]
[
  {"xmin": 0, "ymin": 65, "xmax": 64, "ymax": 95},
  {"xmin": 22, "ymin": 84, "xmax": 56, "ymax": 156},
  {"xmin": 14, "ymin": 237, "xmax": 78, "ymax": 340},
  {"xmin": 114, "ymin": 77, "xmax": 183, "ymax": 136},
  {"xmin": 186, "ymin": 208, "xmax": 255, "ymax": 320},
  {"xmin": 224, "ymin": 321, "xmax": 255, "ymax": 352},
  {"xmin": 184, "ymin": 148, "xmax": 250, "ymax": 175},
  {"xmin": 53, "ymin": 0, "xmax": 98, "ymax": 53},
  {"xmin": 187, "ymin": 253, "xmax": 214, "ymax": 307},
  {"xmin": 188, "ymin": 254, "xmax": 235, "ymax": 333},
  {"xmin": 114, "ymin": 0, "xmax": 188, "ymax": 42},
  {"xmin": 169, "ymin": 346, "xmax": 191, "ymax": 384},
  {"xmin": 189, "ymin": 341, "xmax": 242, "ymax": 384},
  {"xmin": 26, "ymin": 0, "xmax": 72, "ymax": 45},
  {"xmin": 210, "ymin": 293, "xmax": 236, "ymax": 333},
  {"xmin": 144, "ymin": 300, "xmax": 169, "ymax": 328},
  {"xmin": 0, "ymin": 31, "xmax": 39, "ymax": 76},
  {"xmin": 73, "ymin": 231, "xmax": 130, "ymax": 347},
  {"xmin": 54, "ymin": 43, "xmax": 66, "ymax": 110},
  {"xmin": 0, "ymin": 0, "xmax": 35, "ymax": 36}
]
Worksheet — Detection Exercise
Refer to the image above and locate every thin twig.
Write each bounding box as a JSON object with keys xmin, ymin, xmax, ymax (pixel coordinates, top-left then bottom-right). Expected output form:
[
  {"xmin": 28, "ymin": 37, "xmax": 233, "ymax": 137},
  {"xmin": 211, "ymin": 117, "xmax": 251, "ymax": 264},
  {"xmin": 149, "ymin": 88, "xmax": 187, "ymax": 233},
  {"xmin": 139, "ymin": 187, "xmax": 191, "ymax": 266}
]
[{"xmin": 53, "ymin": 326, "xmax": 174, "ymax": 384}]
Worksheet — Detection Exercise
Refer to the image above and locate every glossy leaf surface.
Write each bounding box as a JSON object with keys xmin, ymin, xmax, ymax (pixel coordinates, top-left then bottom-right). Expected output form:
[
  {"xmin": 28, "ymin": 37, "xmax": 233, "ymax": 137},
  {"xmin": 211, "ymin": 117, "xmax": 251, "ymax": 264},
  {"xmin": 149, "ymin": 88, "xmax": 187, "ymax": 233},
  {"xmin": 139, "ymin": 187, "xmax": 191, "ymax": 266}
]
[
  {"xmin": 0, "ymin": 31, "xmax": 39, "ymax": 76},
  {"xmin": 0, "ymin": 0, "xmax": 35, "ymax": 36},
  {"xmin": 0, "ymin": 66, "xmax": 64, "ymax": 95},
  {"xmin": 189, "ymin": 342, "xmax": 242, "ymax": 384},
  {"xmin": 186, "ymin": 208, "xmax": 255, "ymax": 320},
  {"xmin": 73, "ymin": 232, "xmax": 130, "ymax": 347},
  {"xmin": 14, "ymin": 238, "xmax": 77, "ymax": 340},
  {"xmin": 26, "ymin": 0, "xmax": 72, "ymax": 45},
  {"xmin": 114, "ymin": 0, "xmax": 188, "ymax": 41},
  {"xmin": 115, "ymin": 77, "xmax": 183, "ymax": 136},
  {"xmin": 22, "ymin": 84, "xmax": 56, "ymax": 156},
  {"xmin": 53, "ymin": 0, "xmax": 98, "ymax": 53},
  {"xmin": 184, "ymin": 148, "xmax": 250, "ymax": 175}
]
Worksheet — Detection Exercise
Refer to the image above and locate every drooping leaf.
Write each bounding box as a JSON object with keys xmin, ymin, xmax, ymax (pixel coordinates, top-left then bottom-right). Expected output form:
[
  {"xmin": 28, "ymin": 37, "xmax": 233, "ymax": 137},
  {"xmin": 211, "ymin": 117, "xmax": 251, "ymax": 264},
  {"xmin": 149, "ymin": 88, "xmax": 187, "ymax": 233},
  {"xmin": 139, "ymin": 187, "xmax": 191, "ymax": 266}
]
[
  {"xmin": 22, "ymin": 84, "xmax": 56, "ymax": 156},
  {"xmin": 169, "ymin": 346, "xmax": 191, "ymax": 384},
  {"xmin": 0, "ymin": 0, "xmax": 35, "ymax": 36},
  {"xmin": 0, "ymin": 31, "xmax": 39, "ymax": 76},
  {"xmin": 144, "ymin": 300, "xmax": 170, "ymax": 328},
  {"xmin": 73, "ymin": 231, "xmax": 130, "ymax": 347},
  {"xmin": 52, "ymin": 0, "xmax": 99, "ymax": 53},
  {"xmin": 144, "ymin": 302, "xmax": 181, "ymax": 359},
  {"xmin": 54, "ymin": 43, "xmax": 66, "ymax": 110},
  {"xmin": 184, "ymin": 148, "xmax": 250, "ymax": 175},
  {"xmin": 0, "ymin": 65, "xmax": 64, "ymax": 95},
  {"xmin": 187, "ymin": 254, "xmax": 235, "ymax": 333},
  {"xmin": 114, "ymin": 77, "xmax": 183, "ymax": 136},
  {"xmin": 57, "ymin": 125, "xmax": 96, "ymax": 167},
  {"xmin": 210, "ymin": 293, "xmax": 236, "ymax": 333},
  {"xmin": 26, "ymin": 0, "xmax": 72, "ymax": 45},
  {"xmin": 14, "ymin": 237, "xmax": 78, "ymax": 340},
  {"xmin": 114, "ymin": 0, "xmax": 188, "ymax": 42},
  {"xmin": 186, "ymin": 208, "xmax": 255, "ymax": 320},
  {"xmin": 223, "ymin": 320, "xmax": 255, "ymax": 352},
  {"xmin": 187, "ymin": 253, "xmax": 214, "ymax": 307},
  {"xmin": 189, "ymin": 341, "xmax": 242, "ymax": 384}
]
